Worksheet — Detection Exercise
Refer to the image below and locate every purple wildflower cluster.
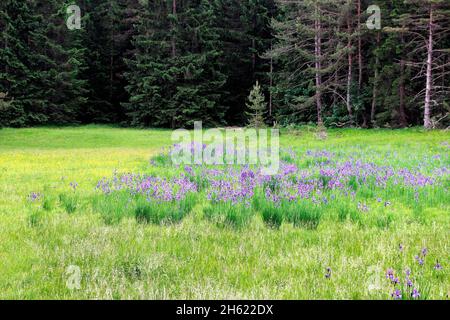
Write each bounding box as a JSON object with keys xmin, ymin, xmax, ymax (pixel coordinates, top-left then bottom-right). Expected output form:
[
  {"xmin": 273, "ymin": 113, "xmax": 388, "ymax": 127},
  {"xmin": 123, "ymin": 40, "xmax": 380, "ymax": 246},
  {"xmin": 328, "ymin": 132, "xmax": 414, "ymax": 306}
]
[
  {"xmin": 69, "ymin": 181, "xmax": 78, "ymax": 191},
  {"xmin": 28, "ymin": 192, "xmax": 42, "ymax": 202},
  {"xmin": 206, "ymin": 168, "xmax": 257, "ymax": 205},
  {"xmin": 180, "ymin": 153, "xmax": 441, "ymax": 209},
  {"xmin": 386, "ymin": 247, "xmax": 444, "ymax": 300},
  {"xmin": 306, "ymin": 149, "xmax": 335, "ymax": 165},
  {"xmin": 386, "ymin": 268, "xmax": 420, "ymax": 300},
  {"xmin": 98, "ymin": 146, "xmax": 448, "ymax": 218},
  {"xmin": 415, "ymin": 247, "xmax": 428, "ymax": 266},
  {"xmin": 97, "ymin": 172, "xmax": 197, "ymax": 202}
]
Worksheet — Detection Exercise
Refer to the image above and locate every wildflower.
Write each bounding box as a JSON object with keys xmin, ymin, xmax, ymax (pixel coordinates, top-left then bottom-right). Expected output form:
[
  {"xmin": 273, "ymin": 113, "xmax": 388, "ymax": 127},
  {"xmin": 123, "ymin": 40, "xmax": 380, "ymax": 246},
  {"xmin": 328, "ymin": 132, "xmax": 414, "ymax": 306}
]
[
  {"xmin": 69, "ymin": 181, "xmax": 78, "ymax": 191},
  {"xmin": 358, "ymin": 202, "xmax": 369, "ymax": 212},
  {"xmin": 415, "ymin": 255, "xmax": 424, "ymax": 266},
  {"xmin": 282, "ymin": 163, "xmax": 298, "ymax": 176},
  {"xmin": 391, "ymin": 289, "xmax": 402, "ymax": 300},
  {"xmin": 184, "ymin": 166, "xmax": 193, "ymax": 175},
  {"xmin": 385, "ymin": 269, "xmax": 400, "ymax": 285},
  {"xmin": 406, "ymin": 278, "xmax": 413, "ymax": 288},
  {"xmin": 385, "ymin": 269, "xmax": 394, "ymax": 279},
  {"xmin": 411, "ymin": 288, "xmax": 420, "ymax": 299},
  {"xmin": 421, "ymin": 248, "xmax": 428, "ymax": 257},
  {"xmin": 434, "ymin": 262, "xmax": 443, "ymax": 271},
  {"xmin": 404, "ymin": 268, "xmax": 411, "ymax": 277},
  {"xmin": 399, "ymin": 244, "xmax": 404, "ymax": 252},
  {"xmin": 28, "ymin": 192, "xmax": 42, "ymax": 202}
]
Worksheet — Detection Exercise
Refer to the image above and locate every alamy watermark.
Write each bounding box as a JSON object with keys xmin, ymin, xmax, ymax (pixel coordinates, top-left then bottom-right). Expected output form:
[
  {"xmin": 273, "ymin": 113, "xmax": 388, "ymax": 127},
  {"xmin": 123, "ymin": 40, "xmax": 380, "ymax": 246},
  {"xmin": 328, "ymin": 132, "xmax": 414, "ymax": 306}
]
[
  {"xmin": 66, "ymin": 5, "xmax": 81, "ymax": 30},
  {"xmin": 65, "ymin": 265, "xmax": 82, "ymax": 290},
  {"xmin": 367, "ymin": 5, "xmax": 381, "ymax": 30},
  {"xmin": 65, "ymin": 3, "xmax": 381, "ymax": 31},
  {"xmin": 171, "ymin": 122, "xmax": 280, "ymax": 175}
]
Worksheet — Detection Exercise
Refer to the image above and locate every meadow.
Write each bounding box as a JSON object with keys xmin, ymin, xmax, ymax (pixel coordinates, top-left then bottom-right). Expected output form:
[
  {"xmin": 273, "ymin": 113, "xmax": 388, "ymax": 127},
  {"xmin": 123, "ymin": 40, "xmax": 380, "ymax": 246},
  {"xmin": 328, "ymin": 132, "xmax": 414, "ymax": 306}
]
[{"xmin": 0, "ymin": 126, "xmax": 448, "ymax": 299}]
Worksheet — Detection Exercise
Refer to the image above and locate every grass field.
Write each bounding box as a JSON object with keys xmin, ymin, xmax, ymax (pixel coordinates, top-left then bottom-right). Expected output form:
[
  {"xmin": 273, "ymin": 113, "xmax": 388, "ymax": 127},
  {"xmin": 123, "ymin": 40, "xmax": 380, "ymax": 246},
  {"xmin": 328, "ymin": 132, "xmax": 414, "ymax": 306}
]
[{"xmin": 0, "ymin": 125, "xmax": 448, "ymax": 299}]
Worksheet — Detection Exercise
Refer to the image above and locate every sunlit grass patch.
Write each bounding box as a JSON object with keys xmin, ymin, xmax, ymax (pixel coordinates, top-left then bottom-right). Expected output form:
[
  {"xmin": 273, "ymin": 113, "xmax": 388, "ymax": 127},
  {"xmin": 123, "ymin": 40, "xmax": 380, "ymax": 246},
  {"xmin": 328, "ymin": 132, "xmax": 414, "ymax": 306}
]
[
  {"xmin": 134, "ymin": 194, "xmax": 197, "ymax": 225},
  {"xmin": 92, "ymin": 191, "xmax": 134, "ymax": 224},
  {"xmin": 0, "ymin": 126, "xmax": 448, "ymax": 299},
  {"xmin": 203, "ymin": 201, "xmax": 254, "ymax": 228}
]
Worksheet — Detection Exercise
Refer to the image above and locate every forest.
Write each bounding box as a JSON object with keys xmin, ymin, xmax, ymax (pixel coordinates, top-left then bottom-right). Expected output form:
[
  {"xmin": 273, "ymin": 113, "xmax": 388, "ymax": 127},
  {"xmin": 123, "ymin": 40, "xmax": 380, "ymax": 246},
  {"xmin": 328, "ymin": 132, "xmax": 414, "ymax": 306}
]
[{"xmin": 1, "ymin": 0, "xmax": 449, "ymax": 129}]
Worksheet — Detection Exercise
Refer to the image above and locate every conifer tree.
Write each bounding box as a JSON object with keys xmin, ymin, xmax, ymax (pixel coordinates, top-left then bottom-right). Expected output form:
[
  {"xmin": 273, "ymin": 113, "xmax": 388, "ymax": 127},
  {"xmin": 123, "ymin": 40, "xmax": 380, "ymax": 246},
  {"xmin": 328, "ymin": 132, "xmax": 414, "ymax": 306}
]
[
  {"xmin": 81, "ymin": 0, "xmax": 141, "ymax": 123},
  {"xmin": 398, "ymin": 0, "xmax": 450, "ymax": 129},
  {"xmin": 0, "ymin": 0, "xmax": 32, "ymax": 126},
  {"xmin": 246, "ymin": 81, "xmax": 267, "ymax": 128},
  {"xmin": 0, "ymin": 0, "xmax": 88, "ymax": 125},
  {"xmin": 124, "ymin": 0, "xmax": 227, "ymax": 128},
  {"xmin": 268, "ymin": 0, "xmax": 347, "ymax": 126}
]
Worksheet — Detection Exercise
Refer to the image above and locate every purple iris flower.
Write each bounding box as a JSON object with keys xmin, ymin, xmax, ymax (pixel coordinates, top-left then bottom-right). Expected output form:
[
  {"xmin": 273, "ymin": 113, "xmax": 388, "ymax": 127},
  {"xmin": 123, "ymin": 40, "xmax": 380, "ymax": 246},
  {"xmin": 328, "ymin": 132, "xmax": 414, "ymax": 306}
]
[
  {"xmin": 391, "ymin": 289, "xmax": 402, "ymax": 300},
  {"xmin": 415, "ymin": 256, "xmax": 424, "ymax": 266},
  {"xmin": 421, "ymin": 248, "xmax": 428, "ymax": 257},
  {"xmin": 406, "ymin": 278, "xmax": 413, "ymax": 288}
]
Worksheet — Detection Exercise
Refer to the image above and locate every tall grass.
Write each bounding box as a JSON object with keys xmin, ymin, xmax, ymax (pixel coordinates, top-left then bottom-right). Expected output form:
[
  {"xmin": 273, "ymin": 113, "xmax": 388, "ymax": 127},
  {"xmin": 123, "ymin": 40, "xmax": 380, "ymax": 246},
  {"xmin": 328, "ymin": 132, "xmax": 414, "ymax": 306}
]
[
  {"xmin": 59, "ymin": 193, "xmax": 79, "ymax": 214},
  {"xmin": 93, "ymin": 192, "xmax": 197, "ymax": 225},
  {"xmin": 134, "ymin": 194, "xmax": 197, "ymax": 225},
  {"xmin": 203, "ymin": 201, "xmax": 254, "ymax": 228},
  {"xmin": 92, "ymin": 191, "xmax": 133, "ymax": 224}
]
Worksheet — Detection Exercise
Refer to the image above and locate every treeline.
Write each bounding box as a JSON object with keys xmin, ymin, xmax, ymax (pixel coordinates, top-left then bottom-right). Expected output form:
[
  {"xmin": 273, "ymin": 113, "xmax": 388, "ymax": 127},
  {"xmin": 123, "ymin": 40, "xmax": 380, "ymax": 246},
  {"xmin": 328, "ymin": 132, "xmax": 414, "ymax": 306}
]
[{"xmin": 0, "ymin": 0, "xmax": 449, "ymax": 129}]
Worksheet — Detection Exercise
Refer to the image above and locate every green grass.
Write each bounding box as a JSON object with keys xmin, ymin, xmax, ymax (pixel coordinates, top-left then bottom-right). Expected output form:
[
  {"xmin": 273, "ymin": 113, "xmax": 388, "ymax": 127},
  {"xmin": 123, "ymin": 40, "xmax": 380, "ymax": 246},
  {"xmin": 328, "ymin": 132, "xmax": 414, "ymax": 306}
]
[{"xmin": 0, "ymin": 126, "xmax": 448, "ymax": 299}]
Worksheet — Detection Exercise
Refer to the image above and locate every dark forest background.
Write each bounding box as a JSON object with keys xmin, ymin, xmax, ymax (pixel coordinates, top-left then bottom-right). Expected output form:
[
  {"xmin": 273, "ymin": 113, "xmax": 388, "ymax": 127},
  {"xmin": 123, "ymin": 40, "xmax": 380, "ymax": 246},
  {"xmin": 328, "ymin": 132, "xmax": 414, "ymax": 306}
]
[{"xmin": 0, "ymin": 0, "xmax": 449, "ymax": 129}]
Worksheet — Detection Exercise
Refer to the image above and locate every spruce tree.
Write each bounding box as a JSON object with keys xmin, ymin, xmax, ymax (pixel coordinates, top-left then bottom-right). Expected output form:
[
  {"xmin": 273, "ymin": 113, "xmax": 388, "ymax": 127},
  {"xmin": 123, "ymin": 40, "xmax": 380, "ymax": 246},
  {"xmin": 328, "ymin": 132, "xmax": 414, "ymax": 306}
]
[
  {"xmin": 0, "ymin": 0, "xmax": 88, "ymax": 126},
  {"xmin": 0, "ymin": 0, "xmax": 32, "ymax": 126},
  {"xmin": 246, "ymin": 81, "xmax": 267, "ymax": 128},
  {"xmin": 124, "ymin": 0, "xmax": 227, "ymax": 128},
  {"xmin": 81, "ymin": 0, "xmax": 141, "ymax": 123},
  {"xmin": 123, "ymin": 0, "xmax": 173, "ymax": 127}
]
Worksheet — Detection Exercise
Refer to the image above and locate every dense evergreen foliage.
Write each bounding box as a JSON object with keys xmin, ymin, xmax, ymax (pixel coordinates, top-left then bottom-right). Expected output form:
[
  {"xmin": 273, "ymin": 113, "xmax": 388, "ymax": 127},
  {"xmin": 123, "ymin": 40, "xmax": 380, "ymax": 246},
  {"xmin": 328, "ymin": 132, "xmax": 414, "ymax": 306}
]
[
  {"xmin": 0, "ymin": 0, "xmax": 449, "ymax": 128},
  {"xmin": 0, "ymin": 0, "xmax": 88, "ymax": 126}
]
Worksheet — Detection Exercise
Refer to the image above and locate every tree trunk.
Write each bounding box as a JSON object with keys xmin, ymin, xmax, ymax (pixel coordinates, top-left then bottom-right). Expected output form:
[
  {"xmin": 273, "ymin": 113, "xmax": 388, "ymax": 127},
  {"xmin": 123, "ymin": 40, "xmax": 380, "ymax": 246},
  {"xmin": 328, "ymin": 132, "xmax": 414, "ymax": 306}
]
[
  {"xmin": 109, "ymin": 2, "xmax": 114, "ymax": 103},
  {"xmin": 398, "ymin": 32, "xmax": 408, "ymax": 128},
  {"xmin": 424, "ymin": 5, "xmax": 434, "ymax": 129},
  {"xmin": 314, "ymin": 6, "xmax": 323, "ymax": 127},
  {"xmin": 269, "ymin": 41, "xmax": 273, "ymax": 117},
  {"xmin": 357, "ymin": 0, "xmax": 363, "ymax": 91},
  {"xmin": 252, "ymin": 38, "xmax": 256, "ymax": 75},
  {"xmin": 4, "ymin": 20, "xmax": 9, "ymax": 77},
  {"xmin": 371, "ymin": 32, "xmax": 380, "ymax": 124},
  {"xmin": 399, "ymin": 58, "xmax": 408, "ymax": 127},
  {"xmin": 171, "ymin": 0, "xmax": 177, "ymax": 58},
  {"xmin": 252, "ymin": 11, "xmax": 257, "ymax": 76},
  {"xmin": 346, "ymin": 17, "xmax": 353, "ymax": 121}
]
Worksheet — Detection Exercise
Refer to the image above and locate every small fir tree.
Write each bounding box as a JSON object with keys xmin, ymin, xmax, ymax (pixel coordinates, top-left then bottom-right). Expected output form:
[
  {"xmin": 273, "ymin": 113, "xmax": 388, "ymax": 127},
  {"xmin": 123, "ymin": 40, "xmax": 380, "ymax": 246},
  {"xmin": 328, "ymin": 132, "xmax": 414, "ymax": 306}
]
[{"xmin": 246, "ymin": 81, "xmax": 266, "ymax": 128}]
